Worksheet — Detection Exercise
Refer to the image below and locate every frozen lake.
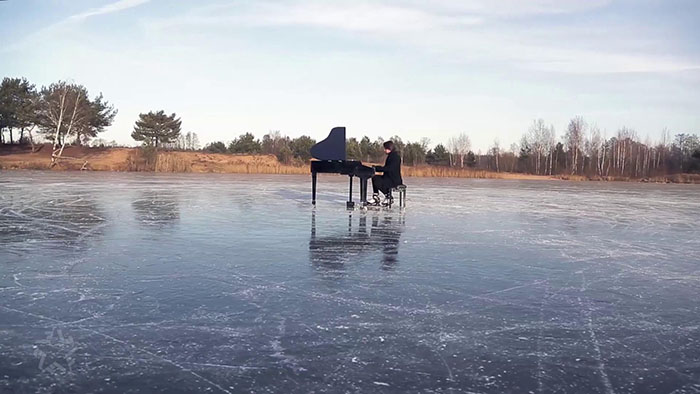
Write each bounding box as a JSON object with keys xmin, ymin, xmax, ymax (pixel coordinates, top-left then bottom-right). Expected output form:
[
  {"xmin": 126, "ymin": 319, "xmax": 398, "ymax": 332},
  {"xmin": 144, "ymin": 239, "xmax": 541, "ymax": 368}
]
[{"xmin": 1, "ymin": 171, "xmax": 699, "ymax": 393}]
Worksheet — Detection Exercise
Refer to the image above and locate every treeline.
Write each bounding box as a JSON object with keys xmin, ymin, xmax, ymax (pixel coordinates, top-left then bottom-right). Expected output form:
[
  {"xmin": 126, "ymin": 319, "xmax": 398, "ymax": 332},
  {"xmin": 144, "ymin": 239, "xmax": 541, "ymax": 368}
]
[
  {"xmin": 202, "ymin": 133, "xmax": 422, "ymax": 165},
  {"xmin": 483, "ymin": 118, "xmax": 700, "ymax": 177},
  {"xmin": 200, "ymin": 133, "xmax": 467, "ymax": 167},
  {"xmin": 3, "ymin": 76, "xmax": 699, "ymax": 176},
  {"xmin": 202, "ymin": 120, "xmax": 700, "ymax": 177}
]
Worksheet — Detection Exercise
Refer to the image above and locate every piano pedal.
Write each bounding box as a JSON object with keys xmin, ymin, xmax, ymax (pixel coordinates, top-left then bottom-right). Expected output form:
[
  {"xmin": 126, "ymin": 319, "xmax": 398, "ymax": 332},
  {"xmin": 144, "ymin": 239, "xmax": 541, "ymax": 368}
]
[{"xmin": 382, "ymin": 196, "xmax": 394, "ymax": 207}]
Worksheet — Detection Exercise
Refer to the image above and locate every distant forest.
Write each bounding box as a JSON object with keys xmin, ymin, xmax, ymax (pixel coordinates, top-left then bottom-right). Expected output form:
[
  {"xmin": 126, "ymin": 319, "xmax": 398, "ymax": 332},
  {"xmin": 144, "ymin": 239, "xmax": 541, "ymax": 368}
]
[{"xmin": 1, "ymin": 76, "xmax": 699, "ymax": 177}]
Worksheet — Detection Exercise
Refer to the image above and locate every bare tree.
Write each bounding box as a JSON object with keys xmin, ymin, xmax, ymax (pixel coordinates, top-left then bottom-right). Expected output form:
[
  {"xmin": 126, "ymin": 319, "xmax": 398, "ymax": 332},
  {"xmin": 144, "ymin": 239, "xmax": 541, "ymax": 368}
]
[
  {"xmin": 643, "ymin": 135, "xmax": 653, "ymax": 177},
  {"xmin": 613, "ymin": 127, "xmax": 636, "ymax": 176},
  {"xmin": 595, "ymin": 129, "xmax": 608, "ymax": 176},
  {"xmin": 187, "ymin": 132, "xmax": 200, "ymax": 150},
  {"xmin": 37, "ymin": 82, "xmax": 87, "ymax": 166},
  {"xmin": 509, "ymin": 142, "xmax": 519, "ymax": 172},
  {"xmin": 527, "ymin": 119, "xmax": 552, "ymax": 175},
  {"xmin": 545, "ymin": 124, "xmax": 556, "ymax": 175},
  {"xmin": 586, "ymin": 125, "xmax": 602, "ymax": 176},
  {"xmin": 489, "ymin": 139, "xmax": 501, "ymax": 172},
  {"xmin": 656, "ymin": 128, "xmax": 671, "ymax": 171},
  {"xmin": 564, "ymin": 117, "xmax": 586, "ymax": 175},
  {"xmin": 448, "ymin": 133, "xmax": 471, "ymax": 167}
]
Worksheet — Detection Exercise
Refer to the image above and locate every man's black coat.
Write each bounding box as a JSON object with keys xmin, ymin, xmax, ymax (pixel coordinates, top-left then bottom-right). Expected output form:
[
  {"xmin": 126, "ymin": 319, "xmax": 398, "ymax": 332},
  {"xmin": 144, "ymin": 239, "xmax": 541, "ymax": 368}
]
[{"xmin": 375, "ymin": 151, "xmax": 403, "ymax": 188}]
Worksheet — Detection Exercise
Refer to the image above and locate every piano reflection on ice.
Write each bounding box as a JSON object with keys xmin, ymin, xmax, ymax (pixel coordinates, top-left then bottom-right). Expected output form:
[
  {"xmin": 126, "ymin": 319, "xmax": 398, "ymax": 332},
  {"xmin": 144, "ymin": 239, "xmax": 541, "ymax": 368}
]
[{"xmin": 310, "ymin": 127, "xmax": 375, "ymax": 209}]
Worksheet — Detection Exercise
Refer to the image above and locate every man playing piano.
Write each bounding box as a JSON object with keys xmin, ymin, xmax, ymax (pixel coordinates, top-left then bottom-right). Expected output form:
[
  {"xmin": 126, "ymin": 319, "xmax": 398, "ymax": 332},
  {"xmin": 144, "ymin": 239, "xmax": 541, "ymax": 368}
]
[{"xmin": 371, "ymin": 141, "xmax": 403, "ymax": 205}]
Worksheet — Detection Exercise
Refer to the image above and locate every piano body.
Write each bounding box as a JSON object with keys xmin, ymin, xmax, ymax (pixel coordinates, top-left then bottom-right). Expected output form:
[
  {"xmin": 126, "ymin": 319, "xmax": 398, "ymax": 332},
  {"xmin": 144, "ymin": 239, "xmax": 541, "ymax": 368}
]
[{"xmin": 310, "ymin": 127, "xmax": 375, "ymax": 208}]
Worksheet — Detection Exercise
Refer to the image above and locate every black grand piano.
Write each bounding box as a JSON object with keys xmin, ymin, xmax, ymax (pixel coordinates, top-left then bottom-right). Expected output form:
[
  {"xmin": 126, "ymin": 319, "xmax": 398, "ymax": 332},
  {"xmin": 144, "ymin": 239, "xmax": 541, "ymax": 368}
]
[{"xmin": 310, "ymin": 127, "xmax": 375, "ymax": 208}]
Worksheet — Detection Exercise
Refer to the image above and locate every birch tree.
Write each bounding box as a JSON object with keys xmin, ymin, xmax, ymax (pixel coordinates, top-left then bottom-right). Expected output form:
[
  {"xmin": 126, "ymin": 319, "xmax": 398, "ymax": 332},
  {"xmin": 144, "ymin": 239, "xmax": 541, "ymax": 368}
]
[
  {"xmin": 527, "ymin": 119, "xmax": 549, "ymax": 175},
  {"xmin": 545, "ymin": 125, "xmax": 556, "ymax": 175},
  {"xmin": 586, "ymin": 125, "xmax": 602, "ymax": 176},
  {"xmin": 35, "ymin": 81, "xmax": 115, "ymax": 165},
  {"xmin": 489, "ymin": 139, "xmax": 501, "ymax": 172},
  {"xmin": 448, "ymin": 133, "xmax": 471, "ymax": 167},
  {"xmin": 37, "ymin": 82, "xmax": 87, "ymax": 166},
  {"xmin": 564, "ymin": 117, "xmax": 586, "ymax": 175}
]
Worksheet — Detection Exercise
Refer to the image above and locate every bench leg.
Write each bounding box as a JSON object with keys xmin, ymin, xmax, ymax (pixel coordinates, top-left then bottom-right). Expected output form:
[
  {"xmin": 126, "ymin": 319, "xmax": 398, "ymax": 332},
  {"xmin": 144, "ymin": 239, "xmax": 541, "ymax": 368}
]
[{"xmin": 347, "ymin": 176, "xmax": 355, "ymax": 209}]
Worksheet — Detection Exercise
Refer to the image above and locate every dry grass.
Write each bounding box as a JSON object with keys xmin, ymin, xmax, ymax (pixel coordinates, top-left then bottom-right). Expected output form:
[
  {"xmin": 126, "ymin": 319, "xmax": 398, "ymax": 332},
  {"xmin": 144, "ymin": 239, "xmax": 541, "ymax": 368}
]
[
  {"xmin": 2, "ymin": 145, "xmax": 700, "ymax": 183},
  {"xmin": 0, "ymin": 160, "xmax": 50, "ymax": 170},
  {"xmin": 403, "ymin": 165, "xmax": 498, "ymax": 178},
  {"xmin": 0, "ymin": 145, "xmax": 309, "ymax": 174},
  {"xmin": 403, "ymin": 165, "xmax": 554, "ymax": 180},
  {"xmin": 185, "ymin": 151, "xmax": 307, "ymax": 174},
  {"xmin": 550, "ymin": 173, "xmax": 700, "ymax": 184},
  {"xmin": 115, "ymin": 149, "xmax": 311, "ymax": 174},
  {"xmin": 551, "ymin": 174, "xmax": 589, "ymax": 181},
  {"xmin": 155, "ymin": 152, "xmax": 192, "ymax": 173},
  {"xmin": 647, "ymin": 173, "xmax": 700, "ymax": 183}
]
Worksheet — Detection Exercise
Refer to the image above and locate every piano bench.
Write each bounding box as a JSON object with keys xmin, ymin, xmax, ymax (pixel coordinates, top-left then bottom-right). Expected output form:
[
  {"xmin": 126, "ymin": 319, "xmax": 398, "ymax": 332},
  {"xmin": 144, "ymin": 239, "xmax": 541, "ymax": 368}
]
[{"xmin": 390, "ymin": 185, "xmax": 407, "ymax": 208}]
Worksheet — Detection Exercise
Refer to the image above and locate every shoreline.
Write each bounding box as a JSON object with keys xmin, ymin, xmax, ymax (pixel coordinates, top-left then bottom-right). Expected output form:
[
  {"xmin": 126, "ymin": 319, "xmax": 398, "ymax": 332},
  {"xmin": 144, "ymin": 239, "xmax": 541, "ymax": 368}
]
[{"xmin": 1, "ymin": 145, "xmax": 699, "ymax": 184}]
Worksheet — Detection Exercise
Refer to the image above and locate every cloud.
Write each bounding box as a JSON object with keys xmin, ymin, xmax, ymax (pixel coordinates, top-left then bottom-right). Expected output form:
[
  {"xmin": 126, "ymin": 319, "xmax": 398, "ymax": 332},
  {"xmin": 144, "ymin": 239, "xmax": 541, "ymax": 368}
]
[
  {"xmin": 521, "ymin": 48, "xmax": 700, "ymax": 74},
  {"xmin": 400, "ymin": 0, "xmax": 613, "ymax": 17},
  {"xmin": 148, "ymin": 1, "xmax": 481, "ymax": 34},
  {"xmin": 146, "ymin": 0, "xmax": 698, "ymax": 74},
  {"xmin": 2, "ymin": 0, "xmax": 152, "ymax": 53},
  {"xmin": 248, "ymin": 2, "xmax": 482, "ymax": 33},
  {"xmin": 148, "ymin": 0, "xmax": 609, "ymax": 34},
  {"xmin": 68, "ymin": 0, "xmax": 151, "ymax": 21}
]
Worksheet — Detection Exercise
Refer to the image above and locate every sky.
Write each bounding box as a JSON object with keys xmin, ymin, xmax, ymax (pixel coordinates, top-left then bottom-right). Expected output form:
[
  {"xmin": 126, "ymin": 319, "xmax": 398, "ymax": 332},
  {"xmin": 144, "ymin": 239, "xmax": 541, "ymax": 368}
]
[{"xmin": 1, "ymin": 0, "xmax": 699, "ymax": 151}]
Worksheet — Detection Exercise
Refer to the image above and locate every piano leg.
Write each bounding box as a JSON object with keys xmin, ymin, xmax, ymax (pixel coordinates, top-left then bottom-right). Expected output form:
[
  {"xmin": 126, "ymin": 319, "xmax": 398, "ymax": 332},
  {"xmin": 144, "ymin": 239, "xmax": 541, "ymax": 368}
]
[
  {"xmin": 359, "ymin": 177, "xmax": 364, "ymax": 203},
  {"xmin": 347, "ymin": 176, "xmax": 355, "ymax": 209},
  {"xmin": 359, "ymin": 176, "xmax": 369, "ymax": 203},
  {"xmin": 312, "ymin": 171, "xmax": 317, "ymax": 205}
]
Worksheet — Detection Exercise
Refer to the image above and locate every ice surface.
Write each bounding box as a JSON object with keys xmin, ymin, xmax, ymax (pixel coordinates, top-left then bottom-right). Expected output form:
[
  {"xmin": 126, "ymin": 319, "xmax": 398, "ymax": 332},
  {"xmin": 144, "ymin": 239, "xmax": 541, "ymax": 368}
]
[{"xmin": 1, "ymin": 171, "xmax": 699, "ymax": 393}]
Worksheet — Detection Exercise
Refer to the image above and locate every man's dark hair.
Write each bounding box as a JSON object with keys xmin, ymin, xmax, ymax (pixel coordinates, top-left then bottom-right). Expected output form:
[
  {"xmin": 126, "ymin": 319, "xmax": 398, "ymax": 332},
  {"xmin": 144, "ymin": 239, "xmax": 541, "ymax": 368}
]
[{"xmin": 383, "ymin": 141, "xmax": 395, "ymax": 151}]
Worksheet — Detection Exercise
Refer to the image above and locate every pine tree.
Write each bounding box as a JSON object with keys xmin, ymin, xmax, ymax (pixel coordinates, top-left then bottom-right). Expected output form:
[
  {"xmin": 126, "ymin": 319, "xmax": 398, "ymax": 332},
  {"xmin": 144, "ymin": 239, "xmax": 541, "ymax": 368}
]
[
  {"xmin": 228, "ymin": 132, "xmax": 262, "ymax": 153},
  {"xmin": 204, "ymin": 141, "xmax": 227, "ymax": 153},
  {"xmin": 289, "ymin": 135, "xmax": 316, "ymax": 160},
  {"xmin": 431, "ymin": 144, "xmax": 450, "ymax": 165},
  {"xmin": 0, "ymin": 77, "xmax": 38, "ymax": 144},
  {"xmin": 75, "ymin": 93, "xmax": 116, "ymax": 145},
  {"xmin": 466, "ymin": 151, "xmax": 477, "ymax": 167},
  {"xmin": 131, "ymin": 110, "xmax": 181, "ymax": 148}
]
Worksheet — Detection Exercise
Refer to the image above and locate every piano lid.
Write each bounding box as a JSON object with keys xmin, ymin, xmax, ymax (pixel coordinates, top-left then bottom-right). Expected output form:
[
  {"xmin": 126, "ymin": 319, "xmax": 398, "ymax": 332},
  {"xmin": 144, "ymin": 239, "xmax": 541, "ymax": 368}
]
[{"xmin": 310, "ymin": 127, "xmax": 346, "ymax": 161}]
